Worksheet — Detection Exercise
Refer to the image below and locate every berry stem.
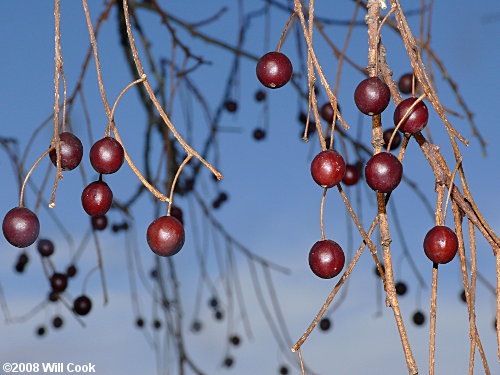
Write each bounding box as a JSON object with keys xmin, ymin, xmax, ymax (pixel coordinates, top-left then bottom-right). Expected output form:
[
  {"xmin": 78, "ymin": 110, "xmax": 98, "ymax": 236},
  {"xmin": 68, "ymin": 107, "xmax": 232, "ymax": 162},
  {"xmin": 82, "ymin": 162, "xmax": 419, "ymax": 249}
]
[
  {"xmin": 319, "ymin": 188, "xmax": 327, "ymax": 241},
  {"xmin": 19, "ymin": 147, "xmax": 54, "ymax": 208},
  {"xmin": 442, "ymin": 156, "xmax": 462, "ymax": 224},
  {"xmin": 276, "ymin": 12, "xmax": 296, "ymax": 53},
  {"xmin": 428, "ymin": 262, "xmax": 439, "ymax": 375},
  {"xmin": 168, "ymin": 154, "xmax": 192, "ymax": 216}
]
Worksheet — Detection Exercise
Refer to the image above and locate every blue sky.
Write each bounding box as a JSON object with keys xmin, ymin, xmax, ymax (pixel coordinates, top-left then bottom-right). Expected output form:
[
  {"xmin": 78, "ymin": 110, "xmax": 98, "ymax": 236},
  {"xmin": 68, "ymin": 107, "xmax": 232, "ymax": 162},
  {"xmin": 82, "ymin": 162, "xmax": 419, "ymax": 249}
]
[{"xmin": 0, "ymin": 1, "xmax": 499, "ymax": 374}]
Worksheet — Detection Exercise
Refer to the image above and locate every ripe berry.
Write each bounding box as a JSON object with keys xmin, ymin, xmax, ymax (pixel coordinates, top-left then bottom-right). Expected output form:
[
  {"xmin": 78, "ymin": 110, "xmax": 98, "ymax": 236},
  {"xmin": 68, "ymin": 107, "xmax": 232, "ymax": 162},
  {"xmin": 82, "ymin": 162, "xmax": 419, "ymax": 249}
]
[
  {"xmin": 153, "ymin": 319, "xmax": 162, "ymax": 329},
  {"xmin": 319, "ymin": 317, "xmax": 332, "ymax": 331},
  {"xmin": 423, "ymin": 225, "xmax": 458, "ymax": 264},
  {"xmin": 374, "ymin": 264, "xmax": 385, "ymax": 278},
  {"xmin": 49, "ymin": 132, "xmax": 83, "ymax": 171},
  {"xmin": 66, "ymin": 264, "xmax": 77, "ymax": 278},
  {"xmin": 320, "ymin": 103, "xmax": 341, "ymax": 123},
  {"xmin": 48, "ymin": 291, "xmax": 59, "ymax": 303},
  {"xmin": 91, "ymin": 215, "xmax": 108, "ymax": 231},
  {"xmin": 73, "ymin": 295, "xmax": 92, "ymax": 316},
  {"xmin": 81, "ymin": 181, "xmax": 113, "ymax": 216},
  {"xmin": 354, "ymin": 77, "xmax": 390, "ymax": 115},
  {"xmin": 14, "ymin": 262, "xmax": 26, "ymax": 273},
  {"xmin": 279, "ymin": 365, "xmax": 289, "ymax": 375},
  {"xmin": 383, "ymin": 128, "xmax": 402, "ymax": 150},
  {"xmin": 89, "ymin": 137, "xmax": 124, "ymax": 174},
  {"xmin": 50, "ymin": 273, "xmax": 68, "ymax": 293},
  {"xmin": 398, "ymin": 73, "xmax": 414, "ymax": 94},
  {"xmin": 229, "ymin": 335, "xmax": 241, "ymax": 346},
  {"xmin": 209, "ymin": 297, "xmax": 219, "ymax": 308},
  {"xmin": 393, "ymin": 98, "xmax": 429, "ymax": 134},
  {"xmin": 52, "ymin": 316, "xmax": 64, "ymax": 329},
  {"xmin": 214, "ymin": 310, "xmax": 224, "ymax": 321},
  {"xmin": 310, "ymin": 150, "xmax": 346, "ymax": 188},
  {"xmin": 395, "ymin": 281, "xmax": 408, "ymax": 296},
  {"xmin": 136, "ymin": 318, "xmax": 145, "ymax": 328},
  {"xmin": 18, "ymin": 252, "xmax": 29, "ymax": 265},
  {"xmin": 36, "ymin": 326, "xmax": 46, "ymax": 337},
  {"xmin": 224, "ymin": 100, "xmax": 238, "ymax": 112},
  {"xmin": 412, "ymin": 310, "xmax": 425, "ymax": 326},
  {"xmin": 256, "ymin": 52, "xmax": 293, "ymax": 89},
  {"xmin": 170, "ymin": 206, "xmax": 184, "ymax": 225},
  {"xmin": 3, "ymin": 207, "xmax": 40, "ymax": 248},
  {"xmin": 37, "ymin": 239, "xmax": 55, "ymax": 257},
  {"xmin": 146, "ymin": 216, "xmax": 185, "ymax": 257},
  {"xmin": 223, "ymin": 356, "xmax": 234, "ymax": 368},
  {"xmin": 255, "ymin": 90, "xmax": 266, "ymax": 102},
  {"xmin": 365, "ymin": 152, "xmax": 403, "ymax": 193},
  {"xmin": 342, "ymin": 164, "xmax": 360, "ymax": 186},
  {"xmin": 253, "ymin": 128, "xmax": 266, "ymax": 140},
  {"xmin": 309, "ymin": 240, "xmax": 345, "ymax": 279}
]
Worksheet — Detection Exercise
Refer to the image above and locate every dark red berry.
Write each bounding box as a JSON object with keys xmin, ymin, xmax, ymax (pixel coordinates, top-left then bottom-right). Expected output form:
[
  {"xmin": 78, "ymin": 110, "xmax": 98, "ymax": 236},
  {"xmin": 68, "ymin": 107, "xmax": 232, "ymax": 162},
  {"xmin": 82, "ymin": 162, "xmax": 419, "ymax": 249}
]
[
  {"xmin": 229, "ymin": 335, "xmax": 241, "ymax": 346},
  {"xmin": 253, "ymin": 128, "xmax": 266, "ymax": 140},
  {"xmin": 224, "ymin": 100, "xmax": 238, "ymax": 113},
  {"xmin": 37, "ymin": 239, "xmax": 54, "ymax": 257},
  {"xmin": 81, "ymin": 181, "xmax": 113, "ymax": 217},
  {"xmin": 170, "ymin": 206, "xmax": 184, "ymax": 224},
  {"xmin": 398, "ymin": 73, "xmax": 415, "ymax": 95},
  {"xmin": 365, "ymin": 152, "xmax": 403, "ymax": 193},
  {"xmin": 89, "ymin": 137, "xmax": 124, "ymax": 174},
  {"xmin": 354, "ymin": 77, "xmax": 390, "ymax": 115},
  {"xmin": 320, "ymin": 102, "xmax": 341, "ymax": 123},
  {"xmin": 146, "ymin": 216, "xmax": 185, "ymax": 257},
  {"xmin": 342, "ymin": 164, "xmax": 360, "ymax": 186},
  {"xmin": 50, "ymin": 273, "xmax": 68, "ymax": 293},
  {"xmin": 309, "ymin": 240, "xmax": 345, "ymax": 279},
  {"xmin": 255, "ymin": 90, "xmax": 266, "ymax": 102},
  {"xmin": 394, "ymin": 98, "xmax": 429, "ymax": 134},
  {"xmin": 319, "ymin": 317, "xmax": 332, "ymax": 331},
  {"xmin": 395, "ymin": 281, "xmax": 408, "ymax": 296},
  {"xmin": 14, "ymin": 261, "xmax": 26, "ymax": 273},
  {"xmin": 91, "ymin": 215, "xmax": 108, "ymax": 231},
  {"xmin": 423, "ymin": 225, "xmax": 458, "ymax": 264},
  {"xmin": 412, "ymin": 311, "xmax": 425, "ymax": 326},
  {"xmin": 383, "ymin": 128, "xmax": 402, "ymax": 150},
  {"xmin": 49, "ymin": 132, "xmax": 83, "ymax": 171},
  {"xmin": 223, "ymin": 356, "xmax": 234, "ymax": 368},
  {"xmin": 18, "ymin": 252, "xmax": 29, "ymax": 265},
  {"xmin": 256, "ymin": 52, "xmax": 293, "ymax": 89},
  {"xmin": 279, "ymin": 366, "xmax": 289, "ymax": 375},
  {"xmin": 52, "ymin": 316, "xmax": 64, "ymax": 329},
  {"xmin": 48, "ymin": 291, "xmax": 59, "ymax": 302},
  {"xmin": 3, "ymin": 207, "xmax": 40, "ymax": 248},
  {"xmin": 66, "ymin": 264, "xmax": 77, "ymax": 278},
  {"xmin": 310, "ymin": 150, "xmax": 346, "ymax": 188},
  {"xmin": 73, "ymin": 295, "xmax": 92, "ymax": 316}
]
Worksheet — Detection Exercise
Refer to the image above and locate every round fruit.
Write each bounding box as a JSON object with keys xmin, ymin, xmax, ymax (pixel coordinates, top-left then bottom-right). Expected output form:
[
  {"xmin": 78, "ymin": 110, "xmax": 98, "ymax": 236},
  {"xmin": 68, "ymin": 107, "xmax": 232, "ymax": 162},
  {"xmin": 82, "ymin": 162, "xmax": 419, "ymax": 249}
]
[
  {"xmin": 66, "ymin": 264, "xmax": 77, "ymax": 278},
  {"xmin": 3, "ymin": 207, "xmax": 40, "ymax": 248},
  {"xmin": 37, "ymin": 239, "xmax": 54, "ymax": 257},
  {"xmin": 89, "ymin": 137, "xmax": 124, "ymax": 174},
  {"xmin": 383, "ymin": 128, "xmax": 402, "ymax": 150},
  {"xmin": 229, "ymin": 334, "xmax": 241, "ymax": 346},
  {"xmin": 394, "ymin": 97, "xmax": 429, "ymax": 134},
  {"xmin": 224, "ymin": 100, "xmax": 238, "ymax": 112},
  {"xmin": 49, "ymin": 132, "xmax": 83, "ymax": 171},
  {"xmin": 320, "ymin": 102, "xmax": 341, "ymax": 123},
  {"xmin": 253, "ymin": 128, "xmax": 266, "ymax": 140},
  {"xmin": 309, "ymin": 240, "xmax": 345, "ymax": 279},
  {"xmin": 146, "ymin": 216, "xmax": 185, "ymax": 257},
  {"xmin": 191, "ymin": 320, "xmax": 202, "ymax": 333},
  {"xmin": 374, "ymin": 264, "xmax": 385, "ymax": 278},
  {"xmin": 73, "ymin": 295, "xmax": 92, "ymax": 316},
  {"xmin": 209, "ymin": 297, "xmax": 219, "ymax": 308},
  {"xmin": 365, "ymin": 152, "xmax": 403, "ymax": 193},
  {"xmin": 279, "ymin": 365, "xmax": 289, "ymax": 375},
  {"xmin": 36, "ymin": 326, "xmax": 46, "ymax": 337},
  {"xmin": 256, "ymin": 52, "xmax": 293, "ymax": 89},
  {"xmin": 412, "ymin": 310, "xmax": 425, "ymax": 326},
  {"xmin": 223, "ymin": 357, "xmax": 234, "ymax": 368},
  {"xmin": 153, "ymin": 319, "xmax": 162, "ymax": 329},
  {"xmin": 52, "ymin": 316, "xmax": 64, "ymax": 329},
  {"xmin": 398, "ymin": 73, "xmax": 414, "ymax": 94},
  {"xmin": 214, "ymin": 310, "xmax": 224, "ymax": 321},
  {"xmin": 354, "ymin": 77, "xmax": 390, "ymax": 116},
  {"xmin": 255, "ymin": 90, "xmax": 266, "ymax": 102},
  {"xmin": 319, "ymin": 317, "xmax": 332, "ymax": 331},
  {"xmin": 170, "ymin": 206, "xmax": 184, "ymax": 224},
  {"xmin": 395, "ymin": 281, "xmax": 408, "ymax": 296},
  {"xmin": 423, "ymin": 225, "xmax": 458, "ymax": 264},
  {"xmin": 136, "ymin": 317, "xmax": 145, "ymax": 328},
  {"xmin": 50, "ymin": 273, "xmax": 68, "ymax": 293},
  {"xmin": 311, "ymin": 150, "xmax": 346, "ymax": 188},
  {"xmin": 81, "ymin": 181, "xmax": 113, "ymax": 216},
  {"xmin": 91, "ymin": 215, "xmax": 108, "ymax": 231},
  {"xmin": 342, "ymin": 164, "xmax": 360, "ymax": 186}
]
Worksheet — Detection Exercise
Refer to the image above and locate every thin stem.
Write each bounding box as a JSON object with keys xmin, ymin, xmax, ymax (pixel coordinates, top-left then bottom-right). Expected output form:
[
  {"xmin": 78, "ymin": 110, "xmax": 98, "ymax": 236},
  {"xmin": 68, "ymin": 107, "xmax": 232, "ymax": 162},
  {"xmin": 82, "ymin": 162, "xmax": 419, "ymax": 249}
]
[
  {"xmin": 442, "ymin": 156, "xmax": 462, "ymax": 224},
  {"xmin": 319, "ymin": 188, "xmax": 327, "ymax": 240},
  {"xmin": 167, "ymin": 154, "xmax": 193, "ymax": 216},
  {"xmin": 428, "ymin": 262, "xmax": 439, "ymax": 375},
  {"xmin": 276, "ymin": 13, "xmax": 296, "ymax": 52},
  {"xmin": 19, "ymin": 147, "xmax": 54, "ymax": 207}
]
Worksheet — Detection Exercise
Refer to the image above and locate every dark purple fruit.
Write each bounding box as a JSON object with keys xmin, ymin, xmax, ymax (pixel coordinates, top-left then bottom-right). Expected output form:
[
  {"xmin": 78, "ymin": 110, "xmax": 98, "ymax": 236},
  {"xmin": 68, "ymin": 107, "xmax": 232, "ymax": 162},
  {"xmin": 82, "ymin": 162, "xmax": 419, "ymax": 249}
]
[
  {"xmin": 253, "ymin": 128, "xmax": 266, "ymax": 140},
  {"xmin": 49, "ymin": 132, "xmax": 83, "ymax": 171},
  {"xmin": 73, "ymin": 295, "xmax": 92, "ymax": 316},
  {"xmin": 255, "ymin": 90, "xmax": 266, "ymax": 102},
  {"xmin": 412, "ymin": 311, "xmax": 425, "ymax": 326},
  {"xmin": 309, "ymin": 240, "xmax": 345, "ymax": 279},
  {"xmin": 279, "ymin": 365, "xmax": 289, "ymax": 375},
  {"xmin": 319, "ymin": 317, "xmax": 332, "ymax": 331},
  {"xmin": 354, "ymin": 77, "xmax": 390, "ymax": 116},
  {"xmin": 146, "ymin": 216, "xmax": 185, "ymax": 257},
  {"xmin": 395, "ymin": 281, "xmax": 408, "ymax": 296},
  {"xmin": 320, "ymin": 102, "xmax": 341, "ymax": 123},
  {"xmin": 398, "ymin": 73, "xmax": 414, "ymax": 95},
  {"xmin": 37, "ymin": 239, "xmax": 54, "ymax": 257},
  {"xmin": 224, "ymin": 100, "xmax": 238, "ymax": 113},
  {"xmin": 256, "ymin": 52, "xmax": 293, "ymax": 89},
  {"xmin": 365, "ymin": 152, "xmax": 403, "ymax": 193},
  {"xmin": 311, "ymin": 150, "xmax": 346, "ymax": 188},
  {"xmin": 66, "ymin": 264, "xmax": 77, "ymax": 278},
  {"xmin": 3, "ymin": 207, "xmax": 40, "ymax": 248},
  {"xmin": 50, "ymin": 273, "xmax": 68, "ymax": 293},
  {"xmin": 342, "ymin": 164, "xmax": 360, "ymax": 186},
  {"xmin": 52, "ymin": 316, "xmax": 64, "ymax": 329},
  {"xmin": 423, "ymin": 225, "xmax": 458, "ymax": 264},
  {"xmin": 393, "ymin": 98, "xmax": 428, "ymax": 134},
  {"xmin": 81, "ymin": 181, "xmax": 113, "ymax": 217},
  {"xmin": 89, "ymin": 137, "xmax": 124, "ymax": 174},
  {"xmin": 91, "ymin": 215, "xmax": 108, "ymax": 231},
  {"xmin": 383, "ymin": 128, "xmax": 402, "ymax": 150}
]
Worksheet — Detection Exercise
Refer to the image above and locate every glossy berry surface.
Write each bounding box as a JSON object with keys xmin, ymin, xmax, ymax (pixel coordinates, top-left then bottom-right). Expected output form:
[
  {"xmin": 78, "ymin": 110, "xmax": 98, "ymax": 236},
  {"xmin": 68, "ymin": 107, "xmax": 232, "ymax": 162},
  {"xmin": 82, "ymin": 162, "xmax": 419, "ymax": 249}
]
[
  {"xmin": 423, "ymin": 225, "xmax": 458, "ymax": 264},
  {"xmin": 365, "ymin": 152, "xmax": 403, "ymax": 193},
  {"xmin": 81, "ymin": 181, "xmax": 113, "ymax": 217},
  {"xmin": 89, "ymin": 137, "xmax": 124, "ymax": 174},
  {"xmin": 91, "ymin": 215, "xmax": 108, "ymax": 231},
  {"xmin": 49, "ymin": 132, "xmax": 83, "ymax": 171},
  {"xmin": 383, "ymin": 128, "xmax": 402, "ymax": 150},
  {"xmin": 309, "ymin": 240, "xmax": 345, "ymax": 279},
  {"xmin": 342, "ymin": 164, "xmax": 360, "ymax": 186},
  {"xmin": 3, "ymin": 207, "xmax": 40, "ymax": 248},
  {"xmin": 319, "ymin": 317, "xmax": 331, "ymax": 331},
  {"xmin": 395, "ymin": 281, "xmax": 408, "ymax": 296},
  {"xmin": 394, "ymin": 97, "xmax": 429, "ymax": 134},
  {"xmin": 37, "ymin": 239, "xmax": 54, "ymax": 257},
  {"xmin": 310, "ymin": 150, "xmax": 346, "ymax": 188},
  {"xmin": 50, "ymin": 273, "xmax": 68, "ymax": 293},
  {"xmin": 146, "ymin": 216, "xmax": 185, "ymax": 257},
  {"xmin": 256, "ymin": 52, "xmax": 293, "ymax": 89},
  {"xmin": 354, "ymin": 77, "xmax": 390, "ymax": 115},
  {"xmin": 398, "ymin": 73, "xmax": 414, "ymax": 94},
  {"xmin": 73, "ymin": 295, "xmax": 92, "ymax": 316},
  {"xmin": 412, "ymin": 311, "xmax": 425, "ymax": 326}
]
